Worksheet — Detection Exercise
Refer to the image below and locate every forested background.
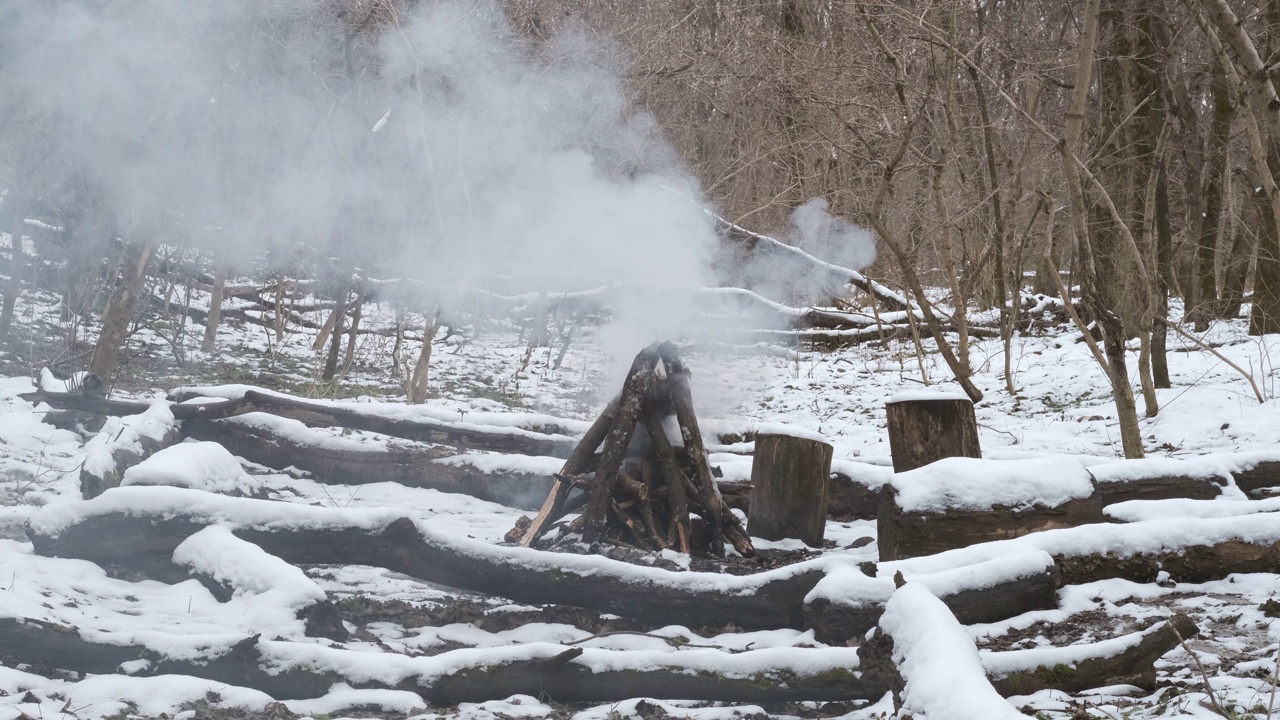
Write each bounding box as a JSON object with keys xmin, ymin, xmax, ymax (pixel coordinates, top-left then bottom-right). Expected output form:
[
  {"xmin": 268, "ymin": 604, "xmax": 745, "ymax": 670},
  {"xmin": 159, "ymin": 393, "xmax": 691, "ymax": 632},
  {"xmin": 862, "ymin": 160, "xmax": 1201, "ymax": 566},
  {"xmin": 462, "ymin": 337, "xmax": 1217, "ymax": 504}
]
[{"xmin": 2, "ymin": 0, "xmax": 1280, "ymax": 459}]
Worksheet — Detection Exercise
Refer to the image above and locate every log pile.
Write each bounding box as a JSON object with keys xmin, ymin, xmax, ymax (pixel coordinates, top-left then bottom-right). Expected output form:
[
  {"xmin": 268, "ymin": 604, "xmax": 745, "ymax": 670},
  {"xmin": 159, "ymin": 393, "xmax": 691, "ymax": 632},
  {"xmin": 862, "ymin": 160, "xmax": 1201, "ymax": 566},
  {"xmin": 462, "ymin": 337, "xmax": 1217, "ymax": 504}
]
[{"xmin": 513, "ymin": 342, "xmax": 753, "ymax": 557}]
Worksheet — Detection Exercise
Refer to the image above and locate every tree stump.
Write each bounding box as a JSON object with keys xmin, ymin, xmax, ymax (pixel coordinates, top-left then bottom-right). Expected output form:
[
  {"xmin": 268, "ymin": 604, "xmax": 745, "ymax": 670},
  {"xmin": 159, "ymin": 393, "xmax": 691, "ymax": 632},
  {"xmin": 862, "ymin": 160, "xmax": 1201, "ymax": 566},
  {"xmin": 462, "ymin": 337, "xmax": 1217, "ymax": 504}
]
[
  {"xmin": 885, "ymin": 394, "xmax": 981, "ymax": 472},
  {"xmin": 747, "ymin": 433, "xmax": 833, "ymax": 547}
]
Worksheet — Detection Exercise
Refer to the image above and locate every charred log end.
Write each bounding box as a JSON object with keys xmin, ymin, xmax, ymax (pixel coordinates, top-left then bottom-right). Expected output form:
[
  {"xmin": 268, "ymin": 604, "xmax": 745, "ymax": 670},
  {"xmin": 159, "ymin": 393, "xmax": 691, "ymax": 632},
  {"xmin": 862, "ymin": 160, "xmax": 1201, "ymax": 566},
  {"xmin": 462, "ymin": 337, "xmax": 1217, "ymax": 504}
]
[
  {"xmin": 876, "ymin": 485, "xmax": 901, "ymax": 562},
  {"xmin": 803, "ymin": 598, "xmax": 885, "ymax": 645},
  {"xmin": 747, "ymin": 433, "xmax": 833, "ymax": 547},
  {"xmin": 1233, "ymin": 460, "xmax": 1280, "ymax": 497},
  {"xmin": 943, "ymin": 564, "xmax": 1061, "ymax": 626},
  {"xmin": 299, "ymin": 601, "xmax": 350, "ymax": 641},
  {"xmin": 884, "ymin": 397, "xmax": 981, "ymax": 473},
  {"xmin": 855, "ymin": 628, "xmax": 901, "ymax": 703},
  {"xmin": 827, "ymin": 472, "xmax": 882, "ymax": 521}
]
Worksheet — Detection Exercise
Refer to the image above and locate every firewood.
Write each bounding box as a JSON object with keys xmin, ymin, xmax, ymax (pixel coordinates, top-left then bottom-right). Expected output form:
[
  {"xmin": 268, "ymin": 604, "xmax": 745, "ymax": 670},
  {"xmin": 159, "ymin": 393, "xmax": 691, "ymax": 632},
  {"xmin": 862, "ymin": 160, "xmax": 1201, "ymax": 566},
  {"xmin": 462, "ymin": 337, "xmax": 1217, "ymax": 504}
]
[
  {"xmin": 521, "ymin": 394, "xmax": 622, "ymax": 546},
  {"xmin": 643, "ymin": 405, "xmax": 694, "ymax": 552},
  {"xmin": 580, "ymin": 346, "xmax": 660, "ymax": 542},
  {"xmin": 659, "ymin": 343, "xmax": 727, "ymax": 556}
]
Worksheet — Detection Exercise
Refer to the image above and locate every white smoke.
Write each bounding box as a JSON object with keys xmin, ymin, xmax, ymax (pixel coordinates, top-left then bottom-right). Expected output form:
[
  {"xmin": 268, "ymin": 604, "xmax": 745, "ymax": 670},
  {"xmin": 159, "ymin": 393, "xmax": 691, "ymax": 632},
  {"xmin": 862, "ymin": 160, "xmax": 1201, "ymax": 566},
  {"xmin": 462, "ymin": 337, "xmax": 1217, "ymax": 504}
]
[
  {"xmin": 0, "ymin": 0, "xmax": 718, "ymax": 365},
  {"xmin": 788, "ymin": 198, "xmax": 876, "ymax": 273}
]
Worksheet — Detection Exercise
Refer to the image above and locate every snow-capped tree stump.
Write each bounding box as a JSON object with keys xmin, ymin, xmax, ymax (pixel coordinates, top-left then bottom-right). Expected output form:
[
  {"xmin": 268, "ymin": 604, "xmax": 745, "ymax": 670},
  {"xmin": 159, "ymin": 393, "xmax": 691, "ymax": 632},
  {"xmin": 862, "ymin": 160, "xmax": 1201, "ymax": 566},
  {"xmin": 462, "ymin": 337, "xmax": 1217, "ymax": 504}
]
[
  {"xmin": 885, "ymin": 394, "xmax": 981, "ymax": 472},
  {"xmin": 747, "ymin": 433, "xmax": 833, "ymax": 546}
]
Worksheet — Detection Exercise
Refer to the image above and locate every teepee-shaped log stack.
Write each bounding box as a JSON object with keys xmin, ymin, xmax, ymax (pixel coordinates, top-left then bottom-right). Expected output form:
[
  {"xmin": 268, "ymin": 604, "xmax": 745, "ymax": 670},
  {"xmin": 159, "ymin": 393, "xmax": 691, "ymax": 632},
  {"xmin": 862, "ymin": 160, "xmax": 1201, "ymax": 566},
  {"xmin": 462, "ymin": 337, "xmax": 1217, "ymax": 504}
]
[{"xmin": 512, "ymin": 342, "xmax": 754, "ymax": 557}]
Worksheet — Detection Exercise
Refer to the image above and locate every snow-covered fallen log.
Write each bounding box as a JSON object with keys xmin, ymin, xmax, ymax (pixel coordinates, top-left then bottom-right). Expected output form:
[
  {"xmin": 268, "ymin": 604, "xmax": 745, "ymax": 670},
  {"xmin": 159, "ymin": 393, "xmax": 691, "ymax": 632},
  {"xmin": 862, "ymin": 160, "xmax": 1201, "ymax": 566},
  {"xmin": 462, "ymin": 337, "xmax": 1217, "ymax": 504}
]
[
  {"xmin": 878, "ymin": 456, "xmax": 1228, "ymax": 560},
  {"xmin": 175, "ymin": 386, "xmax": 580, "ymax": 458},
  {"xmin": 857, "ymin": 584, "xmax": 1196, "ymax": 713},
  {"xmin": 985, "ymin": 612, "xmax": 1199, "ymax": 695},
  {"xmin": 804, "ymin": 552, "xmax": 1059, "ymax": 644},
  {"xmin": 881, "ymin": 509, "xmax": 1280, "ymax": 586},
  {"xmin": 0, "ymin": 616, "xmax": 874, "ymax": 704},
  {"xmin": 173, "ymin": 526, "xmax": 346, "ymax": 640},
  {"xmin": 25, "ymin": 384, "xmax": 582, "ymax": 458},
  {"xmin": 79, "ymin": 403, "xmax": 182, "ymax": 499},
  {"xmin": 183, "ymin": 414, "xmax": 556, "ymax": 510},
  {"xmin": 858, "ymin": 583, "xmax": 1031, "ymax": 718},
  {"xmin": 26, "ymin": 488, "xmax": 831, "ymax": 631}
]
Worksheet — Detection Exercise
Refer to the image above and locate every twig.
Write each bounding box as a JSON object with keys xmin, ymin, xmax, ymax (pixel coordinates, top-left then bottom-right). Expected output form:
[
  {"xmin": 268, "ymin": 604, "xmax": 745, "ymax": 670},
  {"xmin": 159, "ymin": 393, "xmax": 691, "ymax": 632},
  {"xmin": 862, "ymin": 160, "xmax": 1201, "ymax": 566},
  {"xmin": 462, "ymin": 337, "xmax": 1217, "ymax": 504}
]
[
  {"xmin": 1171, "ymin": 622, "xmax": 1230, "ymax": 719},
  {"xmin": 1156, "ymin": 316, "xmax": 1264, "ymax": 403}
]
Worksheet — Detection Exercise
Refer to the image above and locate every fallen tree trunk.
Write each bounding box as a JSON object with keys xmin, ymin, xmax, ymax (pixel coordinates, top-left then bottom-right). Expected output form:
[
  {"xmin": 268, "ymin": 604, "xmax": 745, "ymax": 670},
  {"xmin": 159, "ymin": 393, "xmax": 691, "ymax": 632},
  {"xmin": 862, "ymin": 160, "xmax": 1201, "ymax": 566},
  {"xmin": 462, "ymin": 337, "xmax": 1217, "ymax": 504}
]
[
  {"xmin": 986, "ymin": 613, "xmax": 1199, "ymax": 695},
  {"xmin": 883, "ymin": 509, "xmax": 1280, "ymax": 586},
  {"xmin": 27, "ymin": 489, "xmax": 825, "ymax": 631},
  {"xmin": 183, "ymin": 415, "xmax": 556, "ymax": 511},
  {"xmin": 79, "ymin": 404, "xmax": 182, "ymax": 499},
  {"xmin": 0, "ymin": 620, "xmax": 338, "ymax": 700},
  {"xmin": 25, "ymin": 387, "xmax": 579, "ymax": 458},
  {"xmin": 213, "ymin": 389, "xmax": 577, "ymax": 458},
  {"xmin": 0, "ymin": 616, "xmax": 874, "ymax": 704},
  {"xmin": 804, "ymin": 552, "xmax": 1060, "ymax": 645},
  {"xmin": 857, "ymin": 585, "xmax": 1198, "ymax": 709},
  {"xmin": 857, "ymin": 583, "xmax": 1030, "ymax": 718},
  {"xmin": 878, "ymin": 457, "xmax": 1226, "ymax": 561}
]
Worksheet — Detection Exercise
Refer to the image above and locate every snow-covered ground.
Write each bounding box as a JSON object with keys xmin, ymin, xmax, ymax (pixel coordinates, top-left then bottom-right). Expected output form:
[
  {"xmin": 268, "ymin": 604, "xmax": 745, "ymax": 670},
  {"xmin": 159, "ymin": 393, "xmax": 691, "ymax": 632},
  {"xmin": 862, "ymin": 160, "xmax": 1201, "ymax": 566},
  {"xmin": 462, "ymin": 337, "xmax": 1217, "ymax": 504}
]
[{"xmin": 1, "ymin": 283, "xmax": 1279, "ymax": 720}]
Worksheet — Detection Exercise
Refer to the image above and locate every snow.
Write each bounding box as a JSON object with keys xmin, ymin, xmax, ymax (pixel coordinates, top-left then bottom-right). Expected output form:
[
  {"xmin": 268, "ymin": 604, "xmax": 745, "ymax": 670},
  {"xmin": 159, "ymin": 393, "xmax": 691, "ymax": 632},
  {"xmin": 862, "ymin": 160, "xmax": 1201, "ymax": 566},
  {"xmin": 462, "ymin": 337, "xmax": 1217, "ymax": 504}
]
[
  {"xmin": 4, "ymin": 283, "xmax": 1280, "ymax": 718},
  {"xmin": 82, "ymin": 403, "xmax": 177, "ymax": 479},
  {"xmin": 122, "ymin": 441, "xmax": 261, "ymax": 495},
  {"xmin": 879, "ymin": 583, "xmax": 1027, "ymax": 719},
  {"xmin": 748, "ymin": 422, "xmax": 828, "ymax": 444},
  {"xmin": 887, "ymin": 389, "xmax": 971, "ymax": 403},
  {"xmin": 890, "ymin": 456, "xmax": 1095, "ymax": 513}
]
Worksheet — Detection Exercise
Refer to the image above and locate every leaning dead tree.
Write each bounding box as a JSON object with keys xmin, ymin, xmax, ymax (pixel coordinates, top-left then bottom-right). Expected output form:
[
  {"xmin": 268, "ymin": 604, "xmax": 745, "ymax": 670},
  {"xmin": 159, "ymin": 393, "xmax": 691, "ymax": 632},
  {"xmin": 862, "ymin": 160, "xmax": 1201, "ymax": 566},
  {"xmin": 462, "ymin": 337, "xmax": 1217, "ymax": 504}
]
[{"xmin": 514, "ymin": 342, "xmax": 753, "ymax": 557}]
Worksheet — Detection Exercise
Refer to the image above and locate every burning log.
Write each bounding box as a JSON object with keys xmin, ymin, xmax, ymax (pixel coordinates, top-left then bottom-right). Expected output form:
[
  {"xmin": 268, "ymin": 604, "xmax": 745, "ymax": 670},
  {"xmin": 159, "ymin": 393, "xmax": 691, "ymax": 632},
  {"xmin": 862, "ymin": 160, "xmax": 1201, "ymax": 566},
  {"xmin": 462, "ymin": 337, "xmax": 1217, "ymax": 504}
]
[{"xmin": 519, "ymin": 342, "xmax": 753, "ymax": 557}]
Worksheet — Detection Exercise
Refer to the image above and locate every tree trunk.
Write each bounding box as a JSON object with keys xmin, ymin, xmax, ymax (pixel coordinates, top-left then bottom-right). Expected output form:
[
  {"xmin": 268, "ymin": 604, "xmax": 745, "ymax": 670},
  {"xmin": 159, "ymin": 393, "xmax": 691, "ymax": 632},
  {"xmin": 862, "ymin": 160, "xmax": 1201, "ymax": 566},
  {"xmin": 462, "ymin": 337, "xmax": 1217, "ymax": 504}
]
[
  {"xmin": 0, "ymin": 181, "xmax": 26, "ymax": 345},
  {"xmin": 1190, "ymin": 60, "xmax": 1233, "ymax": 328},
  {"xmin": 406, "ymin": 311, "xmax": 440, "ymax": 404},
  {"xmin": 884, "ymin": 396, "xmax": 981, "ymax": 473},
  {"xmin": 1198, "ymin": 0, "xmax": 1280, "ymax": 335},
  {"xmin": 1152, "ymin": 163, "xmax": 1172, "ymax": 388},
  {"xmin": 201, "ymin": 261, "xmax": 228, "ymax": 353},
  {"xmin": 89, "ymin": 241, "xmax": 156, "ymax": 387},
  {"xmin": 747, "ymin": 433, "xmax": 833, "ymax": 547}
]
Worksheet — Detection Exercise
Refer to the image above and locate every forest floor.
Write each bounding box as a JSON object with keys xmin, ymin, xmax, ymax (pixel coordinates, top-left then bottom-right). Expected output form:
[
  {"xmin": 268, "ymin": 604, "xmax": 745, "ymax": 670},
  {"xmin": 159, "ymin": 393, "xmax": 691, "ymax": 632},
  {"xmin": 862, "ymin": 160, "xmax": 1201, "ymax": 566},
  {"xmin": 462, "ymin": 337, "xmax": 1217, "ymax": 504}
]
[{"xmin": 0, "ymin": 284, "xmax": 1279, "ymax": 720}]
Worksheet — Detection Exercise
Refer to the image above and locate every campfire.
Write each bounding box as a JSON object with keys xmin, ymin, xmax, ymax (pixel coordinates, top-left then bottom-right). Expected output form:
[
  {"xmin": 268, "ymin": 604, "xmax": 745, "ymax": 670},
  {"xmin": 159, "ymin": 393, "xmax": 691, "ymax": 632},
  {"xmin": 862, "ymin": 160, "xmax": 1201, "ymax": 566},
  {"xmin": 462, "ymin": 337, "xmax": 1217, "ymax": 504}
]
[{"xmin": 509, "ymin": 342, "xmax": 754, "ymax": 557}]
